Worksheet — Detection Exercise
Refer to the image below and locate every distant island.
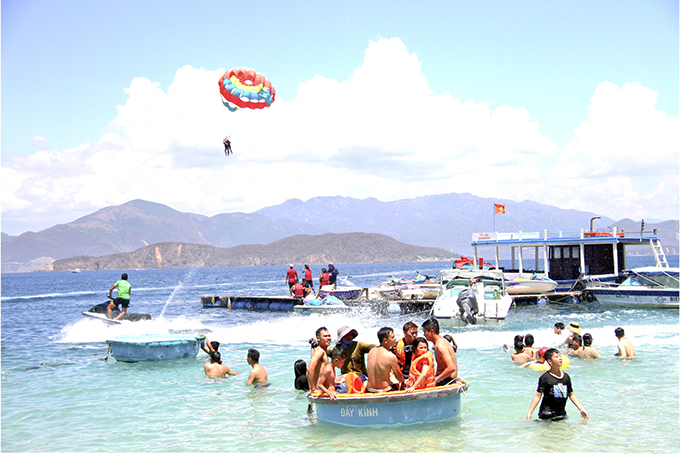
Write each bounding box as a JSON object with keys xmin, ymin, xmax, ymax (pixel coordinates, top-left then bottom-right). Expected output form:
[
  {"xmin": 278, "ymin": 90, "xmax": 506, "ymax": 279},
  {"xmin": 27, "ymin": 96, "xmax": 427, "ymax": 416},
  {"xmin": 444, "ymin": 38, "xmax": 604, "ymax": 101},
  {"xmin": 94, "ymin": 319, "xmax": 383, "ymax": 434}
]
[{"xmin": 47, "ymin": 232, "xmax": 459, "ymax": 272}]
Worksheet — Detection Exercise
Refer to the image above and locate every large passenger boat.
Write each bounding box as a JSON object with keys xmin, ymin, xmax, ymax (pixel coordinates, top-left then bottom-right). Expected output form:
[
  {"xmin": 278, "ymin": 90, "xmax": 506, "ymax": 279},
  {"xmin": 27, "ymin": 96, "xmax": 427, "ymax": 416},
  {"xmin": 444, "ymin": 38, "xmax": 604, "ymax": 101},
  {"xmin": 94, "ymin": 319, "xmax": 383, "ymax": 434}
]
[{"xmin": 469, "ymin": 222, "xmax": 671, "ymax": 292}]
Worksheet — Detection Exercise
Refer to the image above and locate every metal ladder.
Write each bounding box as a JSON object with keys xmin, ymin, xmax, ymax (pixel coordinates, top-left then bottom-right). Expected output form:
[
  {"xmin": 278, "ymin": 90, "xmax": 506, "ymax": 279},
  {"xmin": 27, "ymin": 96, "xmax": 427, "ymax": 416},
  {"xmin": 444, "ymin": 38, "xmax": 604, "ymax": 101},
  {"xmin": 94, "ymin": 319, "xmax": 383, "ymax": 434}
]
[{"xmin": 650, "ymin": 239, "xmax": 669, "ymax": 268}]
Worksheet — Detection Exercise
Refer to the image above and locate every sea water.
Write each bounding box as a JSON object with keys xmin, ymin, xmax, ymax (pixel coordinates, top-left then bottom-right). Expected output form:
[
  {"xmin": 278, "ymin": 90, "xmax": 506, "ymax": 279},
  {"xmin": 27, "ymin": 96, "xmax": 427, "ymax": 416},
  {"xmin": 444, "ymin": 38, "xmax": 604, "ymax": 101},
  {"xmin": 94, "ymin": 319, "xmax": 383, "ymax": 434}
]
[{"xmin": 2, "ymin": 258, "xmax": 679, "ymax": 452}]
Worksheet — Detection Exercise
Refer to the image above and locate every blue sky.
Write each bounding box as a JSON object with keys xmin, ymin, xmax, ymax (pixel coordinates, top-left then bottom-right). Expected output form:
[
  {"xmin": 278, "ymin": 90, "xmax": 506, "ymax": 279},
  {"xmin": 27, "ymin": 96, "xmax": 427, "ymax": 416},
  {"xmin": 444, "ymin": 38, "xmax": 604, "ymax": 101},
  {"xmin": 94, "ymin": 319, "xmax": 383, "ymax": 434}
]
[{"xmin": 2, "ymin": 0, "xmax": 678, "ymax": 235}]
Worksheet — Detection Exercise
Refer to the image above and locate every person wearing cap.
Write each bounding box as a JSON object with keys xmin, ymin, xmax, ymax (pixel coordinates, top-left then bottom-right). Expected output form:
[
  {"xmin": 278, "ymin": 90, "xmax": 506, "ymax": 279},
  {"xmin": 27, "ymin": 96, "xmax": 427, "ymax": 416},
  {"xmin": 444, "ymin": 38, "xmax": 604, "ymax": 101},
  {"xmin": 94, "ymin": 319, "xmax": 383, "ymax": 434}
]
[
  {"xmin": 303, "ymin": 264, "xmax": 314, "ymax": 292},
  {"xmin": 526, "ymin": 348, "xmax": 589, "ymax": 421},
  {"xmin": 565, "ymin": 321, "xmax": 583, "ymax": 348},
  {"xmin": 330, "ymin": 325, "xmax": 378, "ymax": 378},
  {"xmin": 204, "ymin": 351, "xmax": 240, "ymax": 378},
  {"xmin": 519, "ymin": 347, "xmax": 549, "ymax": 368},
  {"xmin": 285, "ymin": 264, "xmax": 298, "ymax": 290}
]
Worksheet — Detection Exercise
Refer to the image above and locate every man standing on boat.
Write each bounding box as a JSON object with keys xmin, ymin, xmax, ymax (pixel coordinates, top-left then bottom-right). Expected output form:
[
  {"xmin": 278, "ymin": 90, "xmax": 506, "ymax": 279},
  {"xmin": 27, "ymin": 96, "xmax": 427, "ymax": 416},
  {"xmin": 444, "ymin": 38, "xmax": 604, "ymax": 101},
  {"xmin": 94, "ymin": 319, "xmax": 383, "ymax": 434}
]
[
  {"xmin": 328, "ymin": 264, "xmax": 339, "ymax": 286},
  {"xmin": 303, "ymin": 264, "xmax": 314, "ymax": 292},
  {"xmin": 366, "ymin": 327, "xmax": 405, "ymax": 393},
  {"xmin": 107, "ymin": 273, "xmax": 131, "ymax": 321},
  {"xmin": 421, "ymin": 318, "xmax": 457, "ymax": 386}
]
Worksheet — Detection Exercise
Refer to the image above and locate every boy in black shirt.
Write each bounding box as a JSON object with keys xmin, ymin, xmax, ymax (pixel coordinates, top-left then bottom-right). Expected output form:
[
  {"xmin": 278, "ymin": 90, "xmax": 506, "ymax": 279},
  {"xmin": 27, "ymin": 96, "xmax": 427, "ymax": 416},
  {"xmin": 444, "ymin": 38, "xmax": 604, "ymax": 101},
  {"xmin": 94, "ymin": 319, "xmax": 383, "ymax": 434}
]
[{"xmin": 526, "ymin": 348, "xmax": 590, "ymax": 421}]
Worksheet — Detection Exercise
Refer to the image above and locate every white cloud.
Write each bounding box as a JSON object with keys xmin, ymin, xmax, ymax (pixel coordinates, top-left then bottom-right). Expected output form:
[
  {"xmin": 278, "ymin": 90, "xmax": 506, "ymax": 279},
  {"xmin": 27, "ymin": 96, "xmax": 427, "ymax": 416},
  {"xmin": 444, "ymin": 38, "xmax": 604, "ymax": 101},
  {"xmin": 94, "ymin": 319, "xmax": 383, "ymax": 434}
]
[{"xmin": 2, "ymin": 38, "xmax": 678, "ymax": 234}]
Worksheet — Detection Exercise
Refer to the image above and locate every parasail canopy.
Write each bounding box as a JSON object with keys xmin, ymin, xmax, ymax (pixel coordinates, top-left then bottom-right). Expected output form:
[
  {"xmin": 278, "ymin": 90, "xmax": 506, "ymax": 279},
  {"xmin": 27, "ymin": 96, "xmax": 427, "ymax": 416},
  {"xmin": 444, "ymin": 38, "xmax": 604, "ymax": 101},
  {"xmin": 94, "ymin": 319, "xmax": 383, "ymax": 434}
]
[{"xmin": 219, "ymin": 68, "xmax": 275, "ymax": 112}]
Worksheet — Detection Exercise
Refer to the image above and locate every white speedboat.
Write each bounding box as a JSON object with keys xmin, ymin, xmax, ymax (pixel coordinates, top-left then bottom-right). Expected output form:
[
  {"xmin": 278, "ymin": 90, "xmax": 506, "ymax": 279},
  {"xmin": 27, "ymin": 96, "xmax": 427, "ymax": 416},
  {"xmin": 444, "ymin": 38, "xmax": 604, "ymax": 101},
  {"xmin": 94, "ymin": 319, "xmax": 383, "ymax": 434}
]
[
  {"xmin": 505, "ymin": 274, "xmax": 557, "ymax": 295},
  {"xmin": 585, "ymin": 267, "xmax": 679, "ymax": 308},
  {"xmin": 431, "ymin": 269, "xmax": 513, "ymax": 326}
]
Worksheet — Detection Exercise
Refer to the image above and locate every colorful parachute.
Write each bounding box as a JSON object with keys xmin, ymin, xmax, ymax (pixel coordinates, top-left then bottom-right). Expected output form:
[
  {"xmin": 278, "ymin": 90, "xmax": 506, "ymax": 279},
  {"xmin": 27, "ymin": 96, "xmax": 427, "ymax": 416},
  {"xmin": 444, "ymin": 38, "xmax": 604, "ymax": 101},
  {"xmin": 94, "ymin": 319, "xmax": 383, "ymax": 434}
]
[{"xmin": 218, "ymin": 68, "xmax": 276, "ymax": 112}]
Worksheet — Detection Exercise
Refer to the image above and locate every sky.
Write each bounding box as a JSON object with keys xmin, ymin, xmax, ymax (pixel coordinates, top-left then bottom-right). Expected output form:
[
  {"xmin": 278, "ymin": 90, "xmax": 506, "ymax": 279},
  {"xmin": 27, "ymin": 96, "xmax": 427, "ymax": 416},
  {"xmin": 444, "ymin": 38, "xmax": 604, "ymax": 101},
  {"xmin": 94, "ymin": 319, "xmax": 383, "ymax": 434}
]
[{"xmin": 2, "ymin": 0, "xmax": 679, "ymax": 235}]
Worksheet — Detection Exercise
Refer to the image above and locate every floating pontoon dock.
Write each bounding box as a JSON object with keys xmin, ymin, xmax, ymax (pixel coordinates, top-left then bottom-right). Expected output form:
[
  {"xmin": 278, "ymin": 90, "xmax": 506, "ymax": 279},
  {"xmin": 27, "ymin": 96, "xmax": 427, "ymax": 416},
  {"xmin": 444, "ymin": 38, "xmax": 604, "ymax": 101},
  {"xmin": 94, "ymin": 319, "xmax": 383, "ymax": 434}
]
[
  {"xmin": 201, "ymin": 295, "xmax": 304, "ymax": 311},
  {"xmin": 201, "ymin": 292, "xmax": 434, "ymax": 314}
]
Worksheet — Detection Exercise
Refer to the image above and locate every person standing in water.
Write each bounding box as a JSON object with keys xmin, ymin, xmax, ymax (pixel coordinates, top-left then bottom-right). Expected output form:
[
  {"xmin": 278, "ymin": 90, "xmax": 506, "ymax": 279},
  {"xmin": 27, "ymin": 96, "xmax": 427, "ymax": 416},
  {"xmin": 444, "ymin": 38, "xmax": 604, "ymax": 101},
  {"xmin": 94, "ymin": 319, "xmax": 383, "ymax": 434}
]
[
  {"xmin": 526, "ymin": 348, "xmax": 589, "ymax": 421},
  {"xmin": 614, "ymin": 327, "xmax": 636, "ymax": 358},
  {"xmin": 246, "ymin": 349, "xmax": 268, "ymax": 387}
]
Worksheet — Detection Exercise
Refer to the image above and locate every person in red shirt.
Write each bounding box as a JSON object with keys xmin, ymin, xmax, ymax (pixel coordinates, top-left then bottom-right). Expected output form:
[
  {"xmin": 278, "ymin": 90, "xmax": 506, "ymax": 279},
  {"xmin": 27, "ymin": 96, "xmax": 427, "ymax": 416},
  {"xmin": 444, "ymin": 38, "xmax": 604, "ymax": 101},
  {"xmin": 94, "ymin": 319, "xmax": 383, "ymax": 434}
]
[
  {"xmin": 286, "ymin": 264, "xmax": 298, "ymax": 290},
  {"xmin": 304, "ymin": 264, "xmax": 314, "ymax": 292}
]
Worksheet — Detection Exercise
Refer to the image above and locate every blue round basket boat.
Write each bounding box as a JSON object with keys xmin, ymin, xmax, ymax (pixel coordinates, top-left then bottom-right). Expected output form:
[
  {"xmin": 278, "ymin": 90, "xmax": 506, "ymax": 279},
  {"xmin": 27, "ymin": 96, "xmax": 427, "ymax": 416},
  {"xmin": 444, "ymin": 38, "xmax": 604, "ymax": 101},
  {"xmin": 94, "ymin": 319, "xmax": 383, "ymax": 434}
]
[{"xmin": 106, "ymin": 334, "xmax": 204, "ymax": 363}]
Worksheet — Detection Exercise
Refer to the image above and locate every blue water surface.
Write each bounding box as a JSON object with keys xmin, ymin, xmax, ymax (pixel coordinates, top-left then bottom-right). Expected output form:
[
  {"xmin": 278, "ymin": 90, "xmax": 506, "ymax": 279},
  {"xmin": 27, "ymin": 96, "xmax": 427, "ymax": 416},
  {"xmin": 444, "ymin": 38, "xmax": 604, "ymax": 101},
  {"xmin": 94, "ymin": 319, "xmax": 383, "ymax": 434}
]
[{"xmin": 2, "ymin": 258, "xmax": 678, "ymax": 452}]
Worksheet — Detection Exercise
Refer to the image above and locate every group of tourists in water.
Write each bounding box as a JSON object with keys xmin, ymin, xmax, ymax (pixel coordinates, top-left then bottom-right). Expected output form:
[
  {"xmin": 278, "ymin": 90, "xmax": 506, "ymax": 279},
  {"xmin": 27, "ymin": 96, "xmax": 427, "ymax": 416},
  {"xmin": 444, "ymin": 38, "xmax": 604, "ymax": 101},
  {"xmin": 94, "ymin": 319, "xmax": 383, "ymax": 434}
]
[
  {"xmin": 294, "ymin": 317, "xmax": 459, "ymax": 400},
  {"xmin": 200, "ymin": 335, "xmax": 269, "ymax": 387},
  {"xmin": 502, "ymin": 320, "xmax": 637, "ymax": 421},
  {"xmin": 505, "ymin": 321, "xmax": 636, "ymax": 366}
]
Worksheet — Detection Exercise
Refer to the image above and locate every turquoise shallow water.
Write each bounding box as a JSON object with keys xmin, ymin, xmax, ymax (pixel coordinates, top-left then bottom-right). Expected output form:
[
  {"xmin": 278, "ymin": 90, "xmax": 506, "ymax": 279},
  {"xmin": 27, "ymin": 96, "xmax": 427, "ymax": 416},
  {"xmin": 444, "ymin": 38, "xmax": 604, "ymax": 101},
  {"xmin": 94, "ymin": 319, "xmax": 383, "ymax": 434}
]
[{"xmin": 2, "ymin": 259, "xmax": 679, "ymax": 452}]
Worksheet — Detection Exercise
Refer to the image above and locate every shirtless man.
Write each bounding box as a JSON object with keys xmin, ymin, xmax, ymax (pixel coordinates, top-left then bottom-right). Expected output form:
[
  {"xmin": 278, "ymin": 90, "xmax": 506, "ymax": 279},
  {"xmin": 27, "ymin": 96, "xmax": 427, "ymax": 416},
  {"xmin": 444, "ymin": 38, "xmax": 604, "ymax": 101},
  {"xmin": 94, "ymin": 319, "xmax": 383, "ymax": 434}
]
[
  {"xmin": 566, "ymin": 333, "xmax": 602, "ymax": 359},
  {"xmin": 246, "ymin": 349, "xmax": 268, "ymax": 386},
  {"xmin": 614, "ymin": 327, "xmax": 636, "ymax": 358},
  {"xmin": 421, "ymin": 317, "xmax": 457, "ymax": 386},
  {"xmin": 316, "ymin": 348, "xmax": 347, "ymax": 400},
  {"xmin": 307, "ymin": 326, "xmax": 332, "ymax": 393},
  {"xmin": 204, "ymin": 351, "xmax": 240, "ymax": 378},
  {"xmin": 366, "ymin": 327, "xmax": 405, "ymax": 393}
]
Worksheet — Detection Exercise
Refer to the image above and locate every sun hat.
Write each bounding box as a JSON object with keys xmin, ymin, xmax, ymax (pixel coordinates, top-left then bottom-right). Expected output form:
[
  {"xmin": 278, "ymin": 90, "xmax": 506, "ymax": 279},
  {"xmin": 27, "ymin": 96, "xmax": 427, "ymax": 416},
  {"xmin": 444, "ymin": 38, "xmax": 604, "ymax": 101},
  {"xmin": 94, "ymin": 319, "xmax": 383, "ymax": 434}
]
[
  {"xmin": 289, "ymin": 264, "xmax": 294, "ymax": 268},
  {"xmin": 567, "ymin": 321, "xmax": 583, "ymax": 334},
  {"xmin": 337, "ymin": 325, "xmax": 358, "ymax": 340},
  {"xmin": 537, "ymin": 347, "xmax": 549, "ymax": 358}
]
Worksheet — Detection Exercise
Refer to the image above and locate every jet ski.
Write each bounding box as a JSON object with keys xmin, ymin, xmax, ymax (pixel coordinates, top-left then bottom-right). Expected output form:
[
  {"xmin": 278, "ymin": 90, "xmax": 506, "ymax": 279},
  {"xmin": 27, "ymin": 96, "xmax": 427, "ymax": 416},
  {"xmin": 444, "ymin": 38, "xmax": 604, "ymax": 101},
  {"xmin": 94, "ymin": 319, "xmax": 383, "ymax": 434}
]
[{"xmin": 82, "ymin": 301, "xmax": 152, "ymax": 325}]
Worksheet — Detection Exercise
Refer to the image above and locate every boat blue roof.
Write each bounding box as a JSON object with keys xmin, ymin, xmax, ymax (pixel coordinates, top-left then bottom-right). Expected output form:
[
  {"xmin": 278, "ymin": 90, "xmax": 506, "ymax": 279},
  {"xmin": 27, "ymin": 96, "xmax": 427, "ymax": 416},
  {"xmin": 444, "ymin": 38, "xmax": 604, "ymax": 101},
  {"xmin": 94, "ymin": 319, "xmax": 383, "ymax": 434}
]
[{"xmin": 471, "ymin": 231, "xmax": 661, "ymax": 248}]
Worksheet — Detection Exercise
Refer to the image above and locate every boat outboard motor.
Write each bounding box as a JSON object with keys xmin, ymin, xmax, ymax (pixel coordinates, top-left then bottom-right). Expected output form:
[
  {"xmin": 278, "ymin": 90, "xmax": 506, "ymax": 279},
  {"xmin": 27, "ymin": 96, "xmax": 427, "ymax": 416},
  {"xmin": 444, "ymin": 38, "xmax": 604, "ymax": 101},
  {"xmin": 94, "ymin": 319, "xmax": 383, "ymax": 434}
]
[{"xmin": 456, "ymin": 287, "xmax": 479, "ymax": 325}]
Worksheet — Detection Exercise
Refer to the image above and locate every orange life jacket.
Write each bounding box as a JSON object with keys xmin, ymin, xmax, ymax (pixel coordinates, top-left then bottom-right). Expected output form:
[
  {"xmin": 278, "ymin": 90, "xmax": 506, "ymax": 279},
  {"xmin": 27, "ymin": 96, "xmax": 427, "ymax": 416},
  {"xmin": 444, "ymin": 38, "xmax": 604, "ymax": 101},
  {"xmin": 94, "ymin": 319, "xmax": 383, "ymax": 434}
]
[
  {"xmin": 394, "ymin": 337, "xmax": 412, "ymax": 374},
  {"xmin": 321, "ymin": 273, "xmax": 330, "ymax": 286},
  {"xmin": 405, "ymin": 351, "xmax": 435, "ymax": 389},
  {"xmin": 292, "ymin": 283, "xmax": 304, "ymax": 297}
]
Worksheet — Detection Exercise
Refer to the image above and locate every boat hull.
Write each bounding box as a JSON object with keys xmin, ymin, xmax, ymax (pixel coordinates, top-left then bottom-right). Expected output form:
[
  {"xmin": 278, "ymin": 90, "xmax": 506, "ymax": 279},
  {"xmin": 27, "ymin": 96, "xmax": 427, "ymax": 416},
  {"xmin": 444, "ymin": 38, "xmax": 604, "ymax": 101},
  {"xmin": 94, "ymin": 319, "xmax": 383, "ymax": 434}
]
[
  {"xmin": 587, "ymin": 287, "xmax": 679, "ymax": 308},
  {"xmin": 106, "ymin": 334, "xmax": 203, "ymax": 362},
  {"xmin": 308, "ymin": 380, "xmax": 468, "ymax": 426},
  {"xmin": 318, "ymin": 286, "xmax": 363, "ymax": 300}
]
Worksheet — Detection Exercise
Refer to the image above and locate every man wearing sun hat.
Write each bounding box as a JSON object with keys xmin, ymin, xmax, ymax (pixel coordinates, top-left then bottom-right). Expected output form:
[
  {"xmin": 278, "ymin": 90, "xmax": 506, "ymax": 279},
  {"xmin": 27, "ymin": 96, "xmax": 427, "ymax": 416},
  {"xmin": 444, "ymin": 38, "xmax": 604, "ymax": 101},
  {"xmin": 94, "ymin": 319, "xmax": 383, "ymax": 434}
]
[
  {"xmin": 565, "ymin": 322, "xmax": 583, "ymax": 348},
  {"xmin": 330, "ymin": 325, "xmax": 378, "ymax": 377}
]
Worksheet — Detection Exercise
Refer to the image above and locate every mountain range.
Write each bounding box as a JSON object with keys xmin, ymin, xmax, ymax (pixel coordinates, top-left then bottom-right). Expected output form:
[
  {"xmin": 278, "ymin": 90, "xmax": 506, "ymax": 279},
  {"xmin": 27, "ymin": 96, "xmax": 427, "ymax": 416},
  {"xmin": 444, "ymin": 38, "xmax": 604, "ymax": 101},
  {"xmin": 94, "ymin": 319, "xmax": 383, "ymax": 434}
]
[
  {"xmin": 2, "ymin": 193, "xmax": 678, "ymax": 272},
  {"xmin": 49, "ymin": 233, "xmax": 457, "ymax": 272}
]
